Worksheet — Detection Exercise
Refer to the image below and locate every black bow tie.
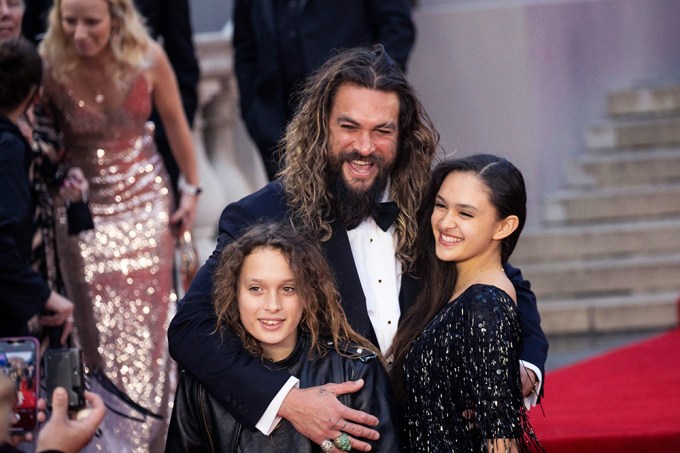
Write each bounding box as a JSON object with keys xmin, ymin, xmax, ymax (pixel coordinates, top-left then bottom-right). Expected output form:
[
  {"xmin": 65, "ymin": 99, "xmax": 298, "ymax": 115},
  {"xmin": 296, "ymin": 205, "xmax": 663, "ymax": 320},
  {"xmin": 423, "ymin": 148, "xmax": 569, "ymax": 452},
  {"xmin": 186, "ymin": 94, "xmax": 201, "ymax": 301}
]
[
  {"xmin": 374, "ymin": 201, "xmax": 400, "ymax": 231},
  {"xmin": 344, "ymin": 202, "xmax": 400, "ymax": 232}
]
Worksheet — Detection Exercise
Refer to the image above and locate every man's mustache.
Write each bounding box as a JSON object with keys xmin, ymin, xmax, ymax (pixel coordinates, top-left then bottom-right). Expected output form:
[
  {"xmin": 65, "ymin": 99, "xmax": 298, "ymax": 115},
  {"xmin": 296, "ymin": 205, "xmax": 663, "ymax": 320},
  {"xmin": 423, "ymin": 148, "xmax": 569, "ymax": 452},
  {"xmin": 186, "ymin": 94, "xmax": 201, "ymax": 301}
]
[{"xmin": 337, "ymin": 150, "xmax": 385, "ymax": 167}]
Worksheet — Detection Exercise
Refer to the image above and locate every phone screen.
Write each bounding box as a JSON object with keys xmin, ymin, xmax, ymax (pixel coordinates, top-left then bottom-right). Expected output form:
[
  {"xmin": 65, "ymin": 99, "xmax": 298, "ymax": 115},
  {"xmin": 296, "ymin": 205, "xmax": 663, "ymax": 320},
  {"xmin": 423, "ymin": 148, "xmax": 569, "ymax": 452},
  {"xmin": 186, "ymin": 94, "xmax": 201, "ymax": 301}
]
[{"xmin": 0, "ymin": 337, "xmax": 39, "ymax": 433}]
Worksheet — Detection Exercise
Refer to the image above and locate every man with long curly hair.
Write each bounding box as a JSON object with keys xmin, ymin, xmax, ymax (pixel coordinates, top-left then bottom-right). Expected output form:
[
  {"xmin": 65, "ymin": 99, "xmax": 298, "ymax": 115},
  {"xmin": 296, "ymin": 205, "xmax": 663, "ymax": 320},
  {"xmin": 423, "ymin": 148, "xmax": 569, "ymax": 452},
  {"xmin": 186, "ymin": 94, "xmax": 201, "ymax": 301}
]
[{"xmin": 169, "ymin": 45, "xmax": 548, "ymax": 451}]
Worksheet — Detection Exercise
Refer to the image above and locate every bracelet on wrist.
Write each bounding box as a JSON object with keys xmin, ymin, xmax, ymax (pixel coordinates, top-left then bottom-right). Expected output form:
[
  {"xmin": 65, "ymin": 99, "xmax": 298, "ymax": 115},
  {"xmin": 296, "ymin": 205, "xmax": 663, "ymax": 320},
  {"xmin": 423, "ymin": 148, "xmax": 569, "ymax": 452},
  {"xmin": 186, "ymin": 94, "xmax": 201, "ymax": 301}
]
[{"xmin": 179, "ymin": 181, "xmax": 202, "ymax": 196}]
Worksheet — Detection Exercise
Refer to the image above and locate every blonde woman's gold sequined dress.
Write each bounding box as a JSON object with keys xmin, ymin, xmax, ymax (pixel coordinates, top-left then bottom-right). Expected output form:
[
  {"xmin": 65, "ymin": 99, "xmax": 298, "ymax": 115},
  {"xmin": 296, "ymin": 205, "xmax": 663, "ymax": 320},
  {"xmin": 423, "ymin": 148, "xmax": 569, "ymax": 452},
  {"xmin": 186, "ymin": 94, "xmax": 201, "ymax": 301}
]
[{"xmin": 42, "ymin": 68, "xmax": 175, "ymax": 453}]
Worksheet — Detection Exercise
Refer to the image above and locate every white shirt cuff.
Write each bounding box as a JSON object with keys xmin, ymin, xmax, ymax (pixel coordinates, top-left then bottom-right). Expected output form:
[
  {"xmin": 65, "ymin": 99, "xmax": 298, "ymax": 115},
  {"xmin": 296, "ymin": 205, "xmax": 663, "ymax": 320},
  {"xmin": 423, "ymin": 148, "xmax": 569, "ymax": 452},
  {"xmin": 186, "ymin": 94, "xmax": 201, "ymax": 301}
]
[
  {"xmin": 255, "ymin": 376, "xmax": 300, "ymax": 435},
  {"xmin": 520, "ymin": 360, "xmax": 543, "ymax": 410}
]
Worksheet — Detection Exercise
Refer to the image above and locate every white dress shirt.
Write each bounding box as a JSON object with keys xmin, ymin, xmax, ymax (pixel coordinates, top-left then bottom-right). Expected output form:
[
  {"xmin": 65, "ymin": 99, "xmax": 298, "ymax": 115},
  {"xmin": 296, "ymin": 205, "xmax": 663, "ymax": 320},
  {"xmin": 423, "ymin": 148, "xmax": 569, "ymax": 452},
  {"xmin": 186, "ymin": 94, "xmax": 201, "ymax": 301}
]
[{"xmin": 346, "ymin": 218, "xmax": 401, "ymax": 353}]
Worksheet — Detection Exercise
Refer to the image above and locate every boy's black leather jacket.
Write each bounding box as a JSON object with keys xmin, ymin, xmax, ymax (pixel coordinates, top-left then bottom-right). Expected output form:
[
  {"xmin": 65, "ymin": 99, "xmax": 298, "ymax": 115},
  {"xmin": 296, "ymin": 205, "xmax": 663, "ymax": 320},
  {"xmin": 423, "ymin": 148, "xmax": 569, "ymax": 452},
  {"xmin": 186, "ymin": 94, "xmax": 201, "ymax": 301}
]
[{"xmin": 165, "ymin": 334, "xmax": 401, "ymax": 452}]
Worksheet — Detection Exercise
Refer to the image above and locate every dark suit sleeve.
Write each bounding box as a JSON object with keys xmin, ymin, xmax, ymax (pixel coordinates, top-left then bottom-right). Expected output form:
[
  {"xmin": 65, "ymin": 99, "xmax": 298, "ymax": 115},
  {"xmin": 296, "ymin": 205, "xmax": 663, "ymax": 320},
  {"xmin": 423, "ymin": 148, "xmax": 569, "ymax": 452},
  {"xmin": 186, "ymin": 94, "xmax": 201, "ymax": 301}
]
[
  {"xmin": 20, "ymin": 0, "xmax": 52, "ymax": 43},
  {"xmin": 366, "ymin": 0, "xmax": 416, "ymax": 71},
  {"xmin": 167, "ymin": 192, "xmax": 291, "ymax": 428},
  {"xmin": 0, "ymin": 137, "xmax": 51, "ymax": 329},
  {"xmin": 233, "ymin": 0, "xmax": 258, "ymax": 130},
  {"xmin": 504, "ymin": 263, "xmax": 549, "ymax": 384},
  {"xmin": 153, "ymin": 0, "xmax": 200, "ymax": 125}
]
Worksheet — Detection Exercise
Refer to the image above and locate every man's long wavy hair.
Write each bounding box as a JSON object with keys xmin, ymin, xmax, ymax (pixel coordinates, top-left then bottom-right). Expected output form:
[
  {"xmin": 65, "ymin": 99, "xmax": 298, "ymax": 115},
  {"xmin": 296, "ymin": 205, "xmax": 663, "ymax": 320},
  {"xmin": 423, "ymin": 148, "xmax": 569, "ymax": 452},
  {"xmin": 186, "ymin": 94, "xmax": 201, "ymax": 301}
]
[
  {"xmin": 278, "ymin": 45, "xmax": 439, "ymax": 272},
  {"xmin": 40, "ymin": 0, "xmax": 150, "ymax": 84},
  {"xmin": 213, "ymin": 222, "xmax": 377, "ymax": 361}
]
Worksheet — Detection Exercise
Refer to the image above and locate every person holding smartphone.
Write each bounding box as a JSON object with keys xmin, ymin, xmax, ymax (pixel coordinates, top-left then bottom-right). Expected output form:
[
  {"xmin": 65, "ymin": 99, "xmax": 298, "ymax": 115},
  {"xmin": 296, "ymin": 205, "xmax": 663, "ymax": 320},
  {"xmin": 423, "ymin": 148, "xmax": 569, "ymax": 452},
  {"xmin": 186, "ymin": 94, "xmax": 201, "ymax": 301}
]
[{"xmin": 1, "ymin": 372, "xmax": 106, "ymax": 453}]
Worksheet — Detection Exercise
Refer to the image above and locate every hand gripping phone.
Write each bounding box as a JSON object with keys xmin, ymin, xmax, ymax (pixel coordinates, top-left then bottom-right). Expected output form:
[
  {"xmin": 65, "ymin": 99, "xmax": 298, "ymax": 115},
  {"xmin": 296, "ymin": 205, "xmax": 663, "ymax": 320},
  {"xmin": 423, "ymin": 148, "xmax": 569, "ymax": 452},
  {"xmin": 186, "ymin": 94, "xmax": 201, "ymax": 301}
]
[
  {"xmin": 44, "ymin": 348, "xmax": 86, "ymax": 411},
  {"xmin": 0, "ymin": 336, "xmax": 40, "ymax": 433}
]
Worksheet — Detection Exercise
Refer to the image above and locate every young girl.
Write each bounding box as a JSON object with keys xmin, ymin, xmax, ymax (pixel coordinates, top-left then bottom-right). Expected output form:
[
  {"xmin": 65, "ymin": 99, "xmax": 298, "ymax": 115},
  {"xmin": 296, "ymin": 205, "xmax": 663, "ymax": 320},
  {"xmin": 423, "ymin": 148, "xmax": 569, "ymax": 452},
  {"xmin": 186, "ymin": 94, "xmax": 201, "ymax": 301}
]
[
  {"xmin": 390, "ymin": 154, "xmax": 544, "ymax": 452},
  {"xmin": 166, "ymin": 222, "xmax": 401, "ymax": 452}
]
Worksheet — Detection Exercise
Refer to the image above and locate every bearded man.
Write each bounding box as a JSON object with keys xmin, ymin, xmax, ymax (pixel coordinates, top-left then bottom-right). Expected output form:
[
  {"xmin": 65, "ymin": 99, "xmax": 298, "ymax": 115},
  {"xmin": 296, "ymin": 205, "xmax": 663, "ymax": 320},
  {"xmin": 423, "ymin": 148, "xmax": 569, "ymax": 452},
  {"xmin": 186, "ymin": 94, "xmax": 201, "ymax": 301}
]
[{"xmin": 168, "ymin": 45, "xmax": 548, "ymax": 451}]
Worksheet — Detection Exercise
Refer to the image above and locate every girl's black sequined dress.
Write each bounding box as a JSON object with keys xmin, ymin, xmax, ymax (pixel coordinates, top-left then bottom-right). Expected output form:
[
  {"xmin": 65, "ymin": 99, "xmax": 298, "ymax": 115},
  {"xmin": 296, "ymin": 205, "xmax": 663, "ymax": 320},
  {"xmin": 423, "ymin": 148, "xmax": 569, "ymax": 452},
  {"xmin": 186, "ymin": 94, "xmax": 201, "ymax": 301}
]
[{"xmin": 403, "ymin": 284, "xmax": 544, "ymax": 452}]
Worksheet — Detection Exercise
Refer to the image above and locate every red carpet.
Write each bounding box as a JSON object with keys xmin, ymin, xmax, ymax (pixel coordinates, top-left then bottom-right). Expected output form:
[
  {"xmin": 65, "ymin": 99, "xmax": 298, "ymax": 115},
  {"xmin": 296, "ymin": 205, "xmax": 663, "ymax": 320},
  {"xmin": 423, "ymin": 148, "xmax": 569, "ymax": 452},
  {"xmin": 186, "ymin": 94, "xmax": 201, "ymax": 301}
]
[{"xmin": 529, "ymin": 328, "xmax": 680, "ymax": 452}]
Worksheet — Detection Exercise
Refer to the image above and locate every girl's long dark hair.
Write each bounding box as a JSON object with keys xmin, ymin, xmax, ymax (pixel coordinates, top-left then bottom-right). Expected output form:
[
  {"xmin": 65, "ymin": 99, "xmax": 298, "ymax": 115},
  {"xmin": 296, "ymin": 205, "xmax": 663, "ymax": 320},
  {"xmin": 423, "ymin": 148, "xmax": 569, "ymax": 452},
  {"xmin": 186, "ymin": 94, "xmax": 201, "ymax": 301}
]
[{"xmin": 389, "ymin": 154, "xmax": 527, "ymax": 399}]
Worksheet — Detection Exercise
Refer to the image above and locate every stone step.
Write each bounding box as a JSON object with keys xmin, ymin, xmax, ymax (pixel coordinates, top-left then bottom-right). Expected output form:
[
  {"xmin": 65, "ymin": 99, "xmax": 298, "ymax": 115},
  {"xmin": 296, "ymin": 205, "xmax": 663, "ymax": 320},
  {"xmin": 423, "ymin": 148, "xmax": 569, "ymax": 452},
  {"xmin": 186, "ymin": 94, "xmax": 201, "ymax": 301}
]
[
  {"xmin": 539, "ymin": 292, "xmax": 678, "ymax": 335},
  {"xmin": 608, "ymin": 84, "xmax": 680, "ymax": 118},
  {"xmin": 567, "ymin": 147, "xmax": 680, "ymax": 188},
  {"xmin": 544, "ymin": 183, "xmax": 680, "ymax": 224},
  {"xmin": 586, "ymin": 116, "xmax": 680, "ymax": 150},
  {"xmin": 513, "ymin": 217, "xmax": 680, "ymax": 264},
  {"xmin": 521, "ymin": 254, "xmax": 680, "ymax": 300}
]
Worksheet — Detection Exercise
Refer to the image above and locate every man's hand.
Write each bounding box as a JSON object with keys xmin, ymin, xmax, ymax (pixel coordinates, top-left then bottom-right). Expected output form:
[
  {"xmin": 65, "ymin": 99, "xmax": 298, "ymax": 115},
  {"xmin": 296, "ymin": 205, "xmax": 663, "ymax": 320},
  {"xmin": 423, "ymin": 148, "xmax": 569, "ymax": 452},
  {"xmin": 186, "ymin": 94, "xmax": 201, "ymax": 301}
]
[
  {"xmin": 521, "ymin": 367, "xmax": 538, "ymax": 398},
  {"xmin": 36, "ymin": 387, "xmax": 106, "ymax": 453},
  {"xmin": 279, "ymin": 379, "xmax": 379, "ymax": 452}
]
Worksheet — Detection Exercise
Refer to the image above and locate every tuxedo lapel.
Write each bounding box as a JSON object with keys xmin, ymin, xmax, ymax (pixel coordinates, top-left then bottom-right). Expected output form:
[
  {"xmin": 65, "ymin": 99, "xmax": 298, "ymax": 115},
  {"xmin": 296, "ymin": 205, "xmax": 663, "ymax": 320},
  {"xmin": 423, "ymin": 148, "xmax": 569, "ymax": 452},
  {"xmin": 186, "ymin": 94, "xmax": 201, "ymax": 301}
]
[
  {"xmin": 321, "ymin": 217, "xmax": 421, "ymax": 347},
  {"xmin": 399, "ymin": 272, "xmax": 420, "ymax": 320},
  {"xmin": 323, "ymin": 222, "xmax": 378, "ymax": 346}
]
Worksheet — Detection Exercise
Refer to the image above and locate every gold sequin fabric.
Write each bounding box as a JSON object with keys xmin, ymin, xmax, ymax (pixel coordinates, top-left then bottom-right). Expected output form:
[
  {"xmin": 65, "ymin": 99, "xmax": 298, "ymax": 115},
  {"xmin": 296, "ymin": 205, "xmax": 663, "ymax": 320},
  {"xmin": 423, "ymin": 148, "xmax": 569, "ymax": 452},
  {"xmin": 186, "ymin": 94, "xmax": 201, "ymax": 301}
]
[
  {"xmin": 44, "ymin": 70, "xmax": 175, "ymax": 453},
  {"xmin": 403, "ymin": 284, "xmax": 544, "ymax": 452}
]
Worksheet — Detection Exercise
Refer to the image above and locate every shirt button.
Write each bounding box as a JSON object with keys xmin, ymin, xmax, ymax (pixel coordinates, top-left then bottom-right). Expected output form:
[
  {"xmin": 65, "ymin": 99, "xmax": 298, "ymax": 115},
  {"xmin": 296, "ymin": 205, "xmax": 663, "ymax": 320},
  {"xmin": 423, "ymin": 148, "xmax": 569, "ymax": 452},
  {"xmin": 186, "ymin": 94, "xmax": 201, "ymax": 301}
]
[
  {"xmin": 369, "ymin": 238, "xmax": 374, "ymax": 242},
  {"xmin": 378, "ymin": 279, "xmax": 382, "ymax": 283},
  {"xmin": 388, "ymin": 320, "xmax": 392, "ymax": 325}
]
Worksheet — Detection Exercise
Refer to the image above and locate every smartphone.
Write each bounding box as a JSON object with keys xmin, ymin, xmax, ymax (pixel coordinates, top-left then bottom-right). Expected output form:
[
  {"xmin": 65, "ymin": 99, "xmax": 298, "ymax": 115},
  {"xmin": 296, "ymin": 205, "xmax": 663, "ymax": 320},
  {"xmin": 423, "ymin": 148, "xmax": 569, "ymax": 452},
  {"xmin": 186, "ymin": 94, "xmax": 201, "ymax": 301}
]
[
  {"xmin": 44, "ymin": 348, "xmax": 86, "ymax": 411},
  {"xmin": 0, "ymin": 337, "xmax": 40, "ymax": 433}
]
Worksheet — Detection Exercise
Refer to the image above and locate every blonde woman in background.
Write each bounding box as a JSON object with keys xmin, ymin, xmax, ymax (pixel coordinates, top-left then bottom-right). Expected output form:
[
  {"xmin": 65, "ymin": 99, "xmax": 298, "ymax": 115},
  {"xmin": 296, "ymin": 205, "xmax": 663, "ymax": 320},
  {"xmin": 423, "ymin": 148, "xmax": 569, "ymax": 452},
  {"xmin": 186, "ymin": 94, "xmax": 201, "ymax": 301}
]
[{"xmin": 38, "ymin": 0, "xmax": 200, "ymax": 451}]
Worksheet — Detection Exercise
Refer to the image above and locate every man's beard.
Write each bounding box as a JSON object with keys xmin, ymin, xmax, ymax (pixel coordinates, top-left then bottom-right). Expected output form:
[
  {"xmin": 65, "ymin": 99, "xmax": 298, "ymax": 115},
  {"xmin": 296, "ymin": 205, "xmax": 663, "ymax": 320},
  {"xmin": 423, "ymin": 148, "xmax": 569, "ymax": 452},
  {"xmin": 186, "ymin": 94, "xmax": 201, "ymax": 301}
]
[{"xmin": 327, "ymin": 151, "xmax": 392, "ymax": 228}]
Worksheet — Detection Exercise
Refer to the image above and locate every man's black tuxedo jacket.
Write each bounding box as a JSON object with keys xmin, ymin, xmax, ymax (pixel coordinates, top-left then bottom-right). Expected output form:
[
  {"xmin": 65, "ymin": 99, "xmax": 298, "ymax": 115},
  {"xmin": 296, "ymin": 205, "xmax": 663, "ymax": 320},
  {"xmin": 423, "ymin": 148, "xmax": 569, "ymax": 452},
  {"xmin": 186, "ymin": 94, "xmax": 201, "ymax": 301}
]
[{"xmin": 168, "ymin": 181, "xmax": 549, "ymax": 428}]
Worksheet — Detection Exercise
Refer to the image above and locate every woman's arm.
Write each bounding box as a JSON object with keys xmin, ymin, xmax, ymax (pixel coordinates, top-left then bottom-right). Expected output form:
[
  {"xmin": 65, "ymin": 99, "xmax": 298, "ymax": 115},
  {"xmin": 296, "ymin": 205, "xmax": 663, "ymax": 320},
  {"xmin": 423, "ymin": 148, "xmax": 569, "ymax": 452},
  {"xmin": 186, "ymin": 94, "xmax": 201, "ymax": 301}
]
[{"xmin": 147, "ymin": 42, "xmax": 199, "ymax": 235}]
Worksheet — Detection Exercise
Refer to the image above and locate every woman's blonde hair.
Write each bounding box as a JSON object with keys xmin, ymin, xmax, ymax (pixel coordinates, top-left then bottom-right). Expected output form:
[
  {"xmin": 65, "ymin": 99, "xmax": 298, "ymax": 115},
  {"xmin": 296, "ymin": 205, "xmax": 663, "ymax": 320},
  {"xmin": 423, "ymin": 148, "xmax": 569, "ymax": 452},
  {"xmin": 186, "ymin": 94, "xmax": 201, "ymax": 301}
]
[
  {"xmin": 213, "ymin": 222, "xmax": 378, "ymax": 360},
  {"xmin": 40, "ymin": 0, "xmax": 149, "ymax": 82}
]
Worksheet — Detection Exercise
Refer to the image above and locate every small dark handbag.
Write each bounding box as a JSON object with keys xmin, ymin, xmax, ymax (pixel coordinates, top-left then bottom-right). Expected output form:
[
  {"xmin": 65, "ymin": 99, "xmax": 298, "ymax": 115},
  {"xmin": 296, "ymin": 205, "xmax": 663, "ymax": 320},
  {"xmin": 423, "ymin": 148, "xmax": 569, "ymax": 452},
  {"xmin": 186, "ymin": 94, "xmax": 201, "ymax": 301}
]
[{"xmin": 66, "ymin": 201, "xmax": 94, "ymax": 235}]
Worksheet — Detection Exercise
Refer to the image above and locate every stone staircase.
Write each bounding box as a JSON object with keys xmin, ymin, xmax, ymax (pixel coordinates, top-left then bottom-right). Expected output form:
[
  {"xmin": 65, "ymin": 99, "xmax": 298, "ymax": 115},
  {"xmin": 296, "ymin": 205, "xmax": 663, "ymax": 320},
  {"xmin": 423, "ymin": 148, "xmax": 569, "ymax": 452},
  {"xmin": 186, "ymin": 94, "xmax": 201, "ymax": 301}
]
[{"xmin": 513, "ymin": 83, "xmax": 680, "ymax": 335}]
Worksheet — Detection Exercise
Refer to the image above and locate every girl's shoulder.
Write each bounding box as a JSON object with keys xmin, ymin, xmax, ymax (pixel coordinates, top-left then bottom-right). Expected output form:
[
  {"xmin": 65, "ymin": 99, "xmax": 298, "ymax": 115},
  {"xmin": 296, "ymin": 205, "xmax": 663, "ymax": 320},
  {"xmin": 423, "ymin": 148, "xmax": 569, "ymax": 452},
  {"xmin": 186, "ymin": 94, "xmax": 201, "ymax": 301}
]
[{"xmin": 458, "ymin": 284, "xmax": 516, "ymax": 314}]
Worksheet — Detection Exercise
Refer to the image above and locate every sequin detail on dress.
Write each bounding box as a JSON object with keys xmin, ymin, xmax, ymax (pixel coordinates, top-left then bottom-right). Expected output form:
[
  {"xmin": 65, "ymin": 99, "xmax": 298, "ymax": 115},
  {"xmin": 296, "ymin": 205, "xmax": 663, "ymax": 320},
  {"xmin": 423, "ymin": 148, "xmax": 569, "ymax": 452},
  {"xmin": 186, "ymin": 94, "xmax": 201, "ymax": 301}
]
[
  {"xmin": 44, "ymin": 70, "xmax": 175, "ymax": 453},
  {"xmin": 403, "ymin": 284, "xmax": 544, "ymax": 452}
]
